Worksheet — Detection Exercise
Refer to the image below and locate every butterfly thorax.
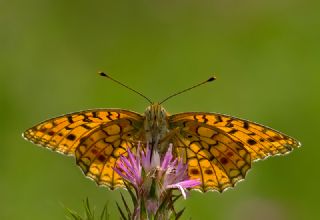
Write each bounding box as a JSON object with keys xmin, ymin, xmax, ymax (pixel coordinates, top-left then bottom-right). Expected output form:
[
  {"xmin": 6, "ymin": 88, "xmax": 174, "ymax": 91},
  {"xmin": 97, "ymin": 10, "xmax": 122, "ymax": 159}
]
[{"xmin": 143, "ymin": 103, "xmax": 170, "ymax": 153}]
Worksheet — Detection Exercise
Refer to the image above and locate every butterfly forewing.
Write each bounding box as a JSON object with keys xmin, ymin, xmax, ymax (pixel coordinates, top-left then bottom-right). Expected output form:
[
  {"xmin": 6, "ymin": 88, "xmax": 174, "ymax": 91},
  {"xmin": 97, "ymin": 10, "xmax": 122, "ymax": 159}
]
[
  {"xmin": 23, "ymin": 109, "xmax": 143, "ymax": 155},
  {"xmin": 170, "ymin": 112, "xmax": 301, "ymax": 160},
  {"xmin": 169, "ymin": 112, "xmax": 301, "ymax": 192}
]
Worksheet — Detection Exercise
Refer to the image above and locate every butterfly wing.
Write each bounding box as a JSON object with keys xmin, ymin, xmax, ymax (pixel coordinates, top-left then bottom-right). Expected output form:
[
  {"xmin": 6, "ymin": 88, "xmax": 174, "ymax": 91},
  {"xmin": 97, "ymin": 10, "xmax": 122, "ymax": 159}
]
[
  {"xmin": 75, "ymin": 119, "xmax": 143, "ymax": 189},
  {"xmin": 171, "ymin": 120, "xmax": 251, "ymax": 192},
  {"xmin": 169, "ymin": 112, "xmax": 301, "ymax": 192},
  {"xmin": 23, "ymin": 109, "xmax": 144, "ymax": 189},
  {"xmin": 170, "ymin": 112, "xmax": 301, "ymax": 161},
  {"xmin": 23, "ymin": 109, "xmax": 143, "ymax": 155}
]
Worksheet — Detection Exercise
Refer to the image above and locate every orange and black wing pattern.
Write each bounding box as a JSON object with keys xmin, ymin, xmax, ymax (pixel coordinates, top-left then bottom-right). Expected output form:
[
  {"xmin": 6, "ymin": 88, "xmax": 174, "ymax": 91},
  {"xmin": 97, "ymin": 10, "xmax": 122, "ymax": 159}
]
[
  {"xmin": 75, "ymin": 119, "xmax": 143, "ymax": 189},
  {"xmin": 169, "ymin": 112, "xmax": 300, "ymax": 192},
  {"xmin": 23, "ymin": 109, "xmax": 143, "ymax": 155},
  {"xmin": 23, "ymin": 109, "xmax": 144, "ymax": 189}
]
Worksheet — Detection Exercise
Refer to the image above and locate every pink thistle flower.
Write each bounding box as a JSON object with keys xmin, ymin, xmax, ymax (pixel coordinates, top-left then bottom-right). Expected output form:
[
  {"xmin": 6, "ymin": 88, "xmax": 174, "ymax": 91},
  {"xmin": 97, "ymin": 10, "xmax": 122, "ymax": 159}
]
[
  {"xmin": 114, "ymin": 146, "xmax": 143, "ymax": 190},
  {"xmin": 114, "ymin": 143, "xmax": 201, "ymax": 219}
]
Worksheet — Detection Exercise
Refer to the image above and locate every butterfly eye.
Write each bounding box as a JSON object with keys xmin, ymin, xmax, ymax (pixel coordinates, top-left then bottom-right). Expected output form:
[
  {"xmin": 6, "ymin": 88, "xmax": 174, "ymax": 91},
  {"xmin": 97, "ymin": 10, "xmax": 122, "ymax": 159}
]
[{"xmin": 187, "ymin": 135, "xmax": 193, "ymax": 138}]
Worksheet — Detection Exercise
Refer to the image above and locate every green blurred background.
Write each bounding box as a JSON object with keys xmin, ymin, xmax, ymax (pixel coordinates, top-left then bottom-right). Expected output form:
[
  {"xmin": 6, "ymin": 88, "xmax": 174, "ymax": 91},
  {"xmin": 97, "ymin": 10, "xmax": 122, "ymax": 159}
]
[{"xmin": 1, "ymin": 0, "xmax": 319, "ymax": 219}]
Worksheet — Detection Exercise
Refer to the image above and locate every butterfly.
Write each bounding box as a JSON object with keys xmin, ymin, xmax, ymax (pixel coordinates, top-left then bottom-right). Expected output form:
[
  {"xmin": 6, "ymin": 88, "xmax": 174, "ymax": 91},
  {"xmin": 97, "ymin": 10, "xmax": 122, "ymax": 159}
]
[{"xmin": 23, "ymin": 73, "xmax": 301, "ymax": 192}]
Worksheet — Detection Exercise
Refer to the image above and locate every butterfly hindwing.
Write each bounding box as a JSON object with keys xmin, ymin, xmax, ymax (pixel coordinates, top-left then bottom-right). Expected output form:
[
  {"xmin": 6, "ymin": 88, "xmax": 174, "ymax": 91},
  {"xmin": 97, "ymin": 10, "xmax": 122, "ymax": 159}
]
[
  {"xmin": 172, "ymin": 120, "xmax": 251, "ymax": 192},
  {"xmin": 75, "ymin": 118, "xmax": 143, "ymax": 189},
  {"xmin": 23, "ymin": 109, "xmax": 143, "ymax": 155}
]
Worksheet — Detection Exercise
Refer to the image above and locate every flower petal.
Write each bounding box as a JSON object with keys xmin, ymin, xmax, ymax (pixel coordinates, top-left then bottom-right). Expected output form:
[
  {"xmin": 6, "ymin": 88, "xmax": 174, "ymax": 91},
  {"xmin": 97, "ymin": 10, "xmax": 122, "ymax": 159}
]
[{"xmin": 161, "ymin": 145, "xmax": 173, "ymax": 170}]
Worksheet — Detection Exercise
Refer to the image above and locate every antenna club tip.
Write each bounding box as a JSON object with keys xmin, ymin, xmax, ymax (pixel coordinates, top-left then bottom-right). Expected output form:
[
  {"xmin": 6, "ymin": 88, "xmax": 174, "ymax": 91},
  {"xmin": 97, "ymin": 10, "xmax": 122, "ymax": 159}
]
[
  {"xmin": 207, "ymin": 76, "xmax": 217, "ymax": 82},
  {"xmin": 98, "ymin": 72, "xmax": 109, "ymax": 77}
]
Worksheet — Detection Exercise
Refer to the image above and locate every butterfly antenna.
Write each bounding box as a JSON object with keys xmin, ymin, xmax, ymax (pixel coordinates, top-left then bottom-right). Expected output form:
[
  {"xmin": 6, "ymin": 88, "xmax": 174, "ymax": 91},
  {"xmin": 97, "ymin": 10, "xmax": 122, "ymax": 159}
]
[
  {"xmin": 99, "ymin": 72, "xmax": 153, "ymax": 104},
  {"xmin": 159, "ymin": 76, "xmax": 216, "ymax": 104}
]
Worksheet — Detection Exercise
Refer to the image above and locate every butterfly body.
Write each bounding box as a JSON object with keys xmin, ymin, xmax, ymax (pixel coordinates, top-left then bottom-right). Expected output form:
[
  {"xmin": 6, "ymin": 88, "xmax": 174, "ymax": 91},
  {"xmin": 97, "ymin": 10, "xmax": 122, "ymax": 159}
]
[
  {"xmin": 23, "ymin": 103, "xmax": 300, "ymax": 192},
  {"xmin": 143, "ymin": 103, "xmax": 170, "ymax": 153}
]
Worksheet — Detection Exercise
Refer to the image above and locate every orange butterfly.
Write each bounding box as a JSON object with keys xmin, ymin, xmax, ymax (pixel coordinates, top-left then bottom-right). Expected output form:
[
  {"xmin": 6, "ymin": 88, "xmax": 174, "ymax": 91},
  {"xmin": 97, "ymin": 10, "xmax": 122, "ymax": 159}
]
[{"xmin": 23, "ymin": 73, "xmax": 300, "ymax": 192}]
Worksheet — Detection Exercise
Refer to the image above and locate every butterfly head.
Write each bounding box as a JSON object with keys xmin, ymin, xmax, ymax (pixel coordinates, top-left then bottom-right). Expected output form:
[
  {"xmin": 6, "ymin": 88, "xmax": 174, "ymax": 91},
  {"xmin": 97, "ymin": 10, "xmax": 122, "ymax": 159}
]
[{"xmin": 144, "ymin": 103, "xmax": 168, "ymax": 128}]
